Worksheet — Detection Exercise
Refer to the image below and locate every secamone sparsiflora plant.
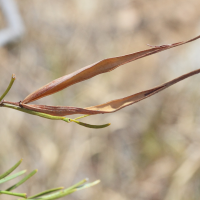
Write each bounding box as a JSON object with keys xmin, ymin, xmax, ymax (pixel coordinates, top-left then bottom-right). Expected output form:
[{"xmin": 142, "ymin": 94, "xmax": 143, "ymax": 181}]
[
  {"xmin": 1, "ymin": 35, "xmax": 200, "ymax": 128},
  {"xmin": 1, "ymin": 35, "xmax": 200, "ymax": 199}
]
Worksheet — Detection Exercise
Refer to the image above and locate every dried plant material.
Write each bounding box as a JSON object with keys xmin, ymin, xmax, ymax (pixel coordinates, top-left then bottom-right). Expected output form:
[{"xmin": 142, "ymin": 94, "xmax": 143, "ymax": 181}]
[
  {"xmin": 19, "ymin": 103, "xmax": 105, "ymax": 116},
  {"xmin": 22, "ymin": 35, "xmax": 200, "ymax": 104},
  {"xmin": 85, "ymin": 68, "xmax": 200, "ymax": 113},
  {"xmin": 1, "ymin": 35, "xmax": 200, "ymax": 128},
  {"xmin": 15, "ymin": 68, "xmax": 200, "ymax": 116},
  {"xmin": 2, "ymin": 35, "xmax": 200, "ymax": 121}
]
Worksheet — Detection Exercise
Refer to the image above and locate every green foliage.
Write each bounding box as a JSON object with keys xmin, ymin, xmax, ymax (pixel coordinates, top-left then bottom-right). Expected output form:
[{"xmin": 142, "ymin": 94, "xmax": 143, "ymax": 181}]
[{"xmin": 0, "ymin": 159, "xmax": 100, "ymax": 199}]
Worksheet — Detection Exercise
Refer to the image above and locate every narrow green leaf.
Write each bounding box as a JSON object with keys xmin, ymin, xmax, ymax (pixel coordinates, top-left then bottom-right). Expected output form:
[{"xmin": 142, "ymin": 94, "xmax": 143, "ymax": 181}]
[
  {"xmin": 0, "ymin": 170, "xmax": 26, "ymax": 184},
  {"xmin": 39, "ymin": 179, "xmax": 99, "ymax": 200},
  {"xmin": 28, "ymin": 179, "xmax": 87, "ymax": 199},
  {"xmin": 0, "ymin": 74, "xmax": 16, "ymax": 101},
  {"xmin": 28, "ymin": 187, "xmax": 64, "ymax": 199},
  {"xmin": 6, "ymin": 169, "xmax": 37, "ymax": 191},
  {"xmin": 0, "ymin": 190, "xmax": 26, "ymax": 198},
  {"xmin": 28, "ymin": 189, "xmax": 76, "ymax": 200},
  {"xmin": 0, "ymin": 159, "xmax": 22, "ymax": 180},
  {"xmin": 63, "ymin": 178, "xmax": 88, "ymax": 191},
  {"xmin": 76, "ymin": 180, "xmax": 100, "ymax": 190},
  {"xmin": 19, "ymin": 179, "xmax": 99, "ymax": 200},
  {"xmin": 70, "ymin": 119, "xmax": 111, "ymax": 129}
]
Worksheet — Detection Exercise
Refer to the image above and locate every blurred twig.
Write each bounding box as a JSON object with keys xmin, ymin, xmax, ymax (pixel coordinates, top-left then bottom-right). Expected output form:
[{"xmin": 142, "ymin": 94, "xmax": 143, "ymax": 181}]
[{"xmin": 0, "ymin": 0, "xmax": 25, "ymax": 46}]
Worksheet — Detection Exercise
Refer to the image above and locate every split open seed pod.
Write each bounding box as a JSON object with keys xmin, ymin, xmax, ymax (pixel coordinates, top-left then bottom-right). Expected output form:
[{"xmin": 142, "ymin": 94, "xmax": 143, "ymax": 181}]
[{"xmin": 19, "ymin": 35, "xmax": 200, "ymax": 117}]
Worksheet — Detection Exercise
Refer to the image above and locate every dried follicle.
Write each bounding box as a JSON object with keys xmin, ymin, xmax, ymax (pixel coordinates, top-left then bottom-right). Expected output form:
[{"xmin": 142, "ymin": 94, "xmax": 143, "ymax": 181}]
[{"xmin": 1, "ymin": 35, "xmax": 200, "ymax": 128}]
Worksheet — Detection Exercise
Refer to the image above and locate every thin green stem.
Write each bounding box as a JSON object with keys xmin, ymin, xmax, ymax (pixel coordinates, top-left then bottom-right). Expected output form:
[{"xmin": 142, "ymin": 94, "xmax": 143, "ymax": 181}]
[
  {"xmin": 2, "ymin": 103, "xmax": 70, "ymax": 122},
  {"xmin": 74, "ymin": 115, "xmax": 89, "ymax": 120},
  {"xmin": 0, "ymin": 190, "xmax": 27, "ymax": 198},
  {"xmin": 2, "ymin": 103, "xmax": 110, "ymax": 129},
  {"xmin": 0, "ymin": 74, "xmax": 16, "ymax": 101}
]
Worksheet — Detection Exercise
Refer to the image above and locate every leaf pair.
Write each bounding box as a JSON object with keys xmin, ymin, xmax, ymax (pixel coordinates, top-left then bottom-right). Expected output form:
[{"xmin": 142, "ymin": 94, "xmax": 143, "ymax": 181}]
[{"xmin": 18, "ymin": 35, "xmax": 200, "ymax": 116}]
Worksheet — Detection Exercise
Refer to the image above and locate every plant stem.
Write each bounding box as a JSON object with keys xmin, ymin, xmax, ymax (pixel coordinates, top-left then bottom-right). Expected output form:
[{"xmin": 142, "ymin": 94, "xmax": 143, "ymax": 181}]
[
  {"xmin": 1, "ymin": 103, "xmax": 71, "ymax": 122},
  {"xmin": 0, "ymin": 74, "xmax": 16, "ymax": 101},
  {"xmin": 2, "ymin": 103, "xmax": 110, "ymax": 129},
  {"xmin": 74, "ymin": 115, "xmax": 89, "ymax": 120},
  {"xmin": 0, "ymin": 190, "xmax": 26, "ymax": 198}
]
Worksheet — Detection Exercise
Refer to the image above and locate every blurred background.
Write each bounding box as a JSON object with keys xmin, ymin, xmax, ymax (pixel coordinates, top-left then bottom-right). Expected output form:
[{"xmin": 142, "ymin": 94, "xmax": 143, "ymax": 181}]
[{"xmin": 1, "ymin": 0, "xmax": 200, "ymax": 199}]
